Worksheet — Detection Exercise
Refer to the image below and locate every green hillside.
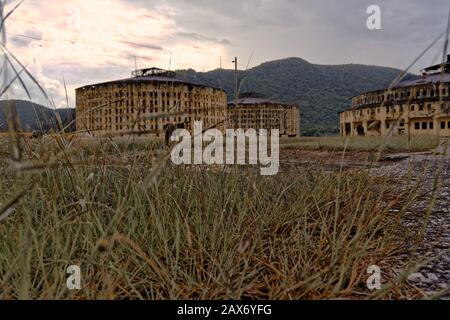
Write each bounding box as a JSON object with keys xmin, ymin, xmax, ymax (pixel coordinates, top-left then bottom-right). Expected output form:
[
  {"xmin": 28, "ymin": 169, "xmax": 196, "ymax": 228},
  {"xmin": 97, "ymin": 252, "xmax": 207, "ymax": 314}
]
[
  {"xmin": 1, "ymin": 58, "xmax": 414, "ymax": 136},
  {"xmin": 0, "ymin": 100, "xmax": 75, "ymax": 133},
  {"xmin": 177, "ymin": 57, "xmax": 415, "ymax": 136}
]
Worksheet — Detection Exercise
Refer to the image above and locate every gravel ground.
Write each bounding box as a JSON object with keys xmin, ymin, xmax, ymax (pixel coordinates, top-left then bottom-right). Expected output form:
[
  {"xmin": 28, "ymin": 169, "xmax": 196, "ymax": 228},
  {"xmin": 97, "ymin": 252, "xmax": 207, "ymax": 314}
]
[
  {"xmin": 372, "ymin": 148, "xmax": 450, "ymax": 298},
  {"xmin": 280, "ymin": 147, "xmax": 449, "ymax": 298}
]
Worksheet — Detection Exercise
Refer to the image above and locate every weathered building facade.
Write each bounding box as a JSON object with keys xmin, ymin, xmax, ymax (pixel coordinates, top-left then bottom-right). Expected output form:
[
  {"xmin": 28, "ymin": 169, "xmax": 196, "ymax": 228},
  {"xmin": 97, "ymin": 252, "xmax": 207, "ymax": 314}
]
[
  {"xmin": 340, "ymin": 58, "xmax": 450, "ymax": 137},
  {"xmin": 76, "ymin": 68, "xmax": 228, "ymax": 138},
  {"xmin": 227, "ymin": 93, "xmax": 300, "ymax": 137}
]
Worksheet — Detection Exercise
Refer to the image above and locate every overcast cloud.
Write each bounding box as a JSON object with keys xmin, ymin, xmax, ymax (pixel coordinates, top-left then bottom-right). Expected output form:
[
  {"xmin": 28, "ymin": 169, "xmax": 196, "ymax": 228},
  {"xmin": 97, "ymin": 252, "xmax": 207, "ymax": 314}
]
[{"xmin": 2, "ymin": 0, "xmax": 449, "ymax": 108}]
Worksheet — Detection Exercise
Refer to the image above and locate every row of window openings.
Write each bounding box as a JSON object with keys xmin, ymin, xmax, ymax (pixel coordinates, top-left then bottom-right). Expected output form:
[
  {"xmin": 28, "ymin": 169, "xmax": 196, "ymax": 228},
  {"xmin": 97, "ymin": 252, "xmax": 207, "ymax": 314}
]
[
  {"xmin": 94, "ymin": 125, "xmax": 158, "ymax": 131},
  {"xmin": 87, "ymin": 91, "xmax": 223, "ymax": 102},
  {"xmin": 90, "ymin": 100, "xmax": 219, "ymax": 108},
  {"xmin": 89, "ymin": 101, "xmax": 222, "ymax": 111},
  {"xmin": 92, "ymin": 116, "xmax": 222, "ymax": 125},
  {"xmin": 413, "ymin": 121, "xmax": 450, "ymax": 130},
  {"xmin": 356, "ymin": 88, "xmax": 449, "ymax": 105},
  {"xmin": 355, "ymin": 103, "xmax": 449, "ymax": 116},
  {"xmin": 90, "ymin": 107, "xmax": 222, "ymax": 117},
  {"xmin": 367, "ymin": 121, "xmax": 450, "ymax": 130}
]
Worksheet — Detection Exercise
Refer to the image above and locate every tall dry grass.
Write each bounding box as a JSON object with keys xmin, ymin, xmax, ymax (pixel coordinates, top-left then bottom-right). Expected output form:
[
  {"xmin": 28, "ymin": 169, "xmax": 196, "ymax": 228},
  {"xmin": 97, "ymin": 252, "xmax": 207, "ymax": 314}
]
[
  {"xmin": 0, "ymin": 0, "xmax": 449, "ymax": 301},
  {"xmin": 280, "ymin": 135, "xmax": 441, "ymax": 153},
  {"xmin": 0, "ymin": 136, "xmax": 423, "ymax": 299}
]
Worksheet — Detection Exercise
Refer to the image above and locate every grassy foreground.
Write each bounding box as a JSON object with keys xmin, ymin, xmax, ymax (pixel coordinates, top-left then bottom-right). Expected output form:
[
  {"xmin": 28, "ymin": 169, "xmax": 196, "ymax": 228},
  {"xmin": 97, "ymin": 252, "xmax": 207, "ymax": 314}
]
[
  {"xmin": 0, "ymin": 135, "xmax": 423, "ymax": 299},
  {"xmin": 281, "ymin": 135, "xmax": 441, "ymax": 152}
]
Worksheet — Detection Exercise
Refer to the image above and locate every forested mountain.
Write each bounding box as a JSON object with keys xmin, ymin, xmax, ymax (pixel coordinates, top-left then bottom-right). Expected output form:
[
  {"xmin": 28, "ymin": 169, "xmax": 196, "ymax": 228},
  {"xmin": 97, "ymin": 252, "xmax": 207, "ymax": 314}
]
[
  {"xmin": 177, "ymin": 57, "xmax": 415, "ymax": 135},
  {"xmin": 0, "ymin": 100, "xmax": 75, "ymax": 133}
]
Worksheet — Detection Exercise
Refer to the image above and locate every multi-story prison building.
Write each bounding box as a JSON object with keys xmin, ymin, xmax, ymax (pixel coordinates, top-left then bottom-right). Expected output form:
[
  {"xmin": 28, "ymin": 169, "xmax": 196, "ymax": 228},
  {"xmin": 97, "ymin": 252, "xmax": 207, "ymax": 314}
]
[
  {"xmin": 76, "ymin": 68, "xmax": 227, "ymax": 139},
  {"xmin": 227, "ymin": 93, "xmax": 300, "ymax": 137},
  {"xmin": 340, "ymin": 57, "xmax": 450, "ymax": 137}
]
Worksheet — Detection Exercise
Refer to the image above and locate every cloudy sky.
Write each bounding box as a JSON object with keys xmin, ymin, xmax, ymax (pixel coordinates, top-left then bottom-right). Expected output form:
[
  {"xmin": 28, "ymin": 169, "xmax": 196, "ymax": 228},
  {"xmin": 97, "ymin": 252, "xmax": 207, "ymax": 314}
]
[{"xmin": 2, "ymin": 0, "xmax": 450, "ymax": 108}]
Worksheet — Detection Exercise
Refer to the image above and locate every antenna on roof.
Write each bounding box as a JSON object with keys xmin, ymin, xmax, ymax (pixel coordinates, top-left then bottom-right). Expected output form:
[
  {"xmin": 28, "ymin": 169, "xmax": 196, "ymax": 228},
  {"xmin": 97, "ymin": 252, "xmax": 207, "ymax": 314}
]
[
  {"xmin": 168, "ymin": 51, "xmax": 172, "ymax": 71},
  {"xmin": 134, "ymin": 56, "xmax": 138, "ymax": 74},
  {"xmin": 246, "ymin": 52, "xmax": 254, "ymax": 69},
  {"xmin": 442, "ymin": 5, "xmax": 450, "ymax": 65}
]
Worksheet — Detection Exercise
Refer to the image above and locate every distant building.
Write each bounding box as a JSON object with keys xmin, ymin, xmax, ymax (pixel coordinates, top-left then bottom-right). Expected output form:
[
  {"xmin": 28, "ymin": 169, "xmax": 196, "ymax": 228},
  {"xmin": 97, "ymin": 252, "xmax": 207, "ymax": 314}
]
[
  {"xmin": 76, "ymin": 68, "xmax": 228, "ymax": 139},
  {"xmin": 227, "ymin": 93, "xmax": 300, "ymax": 137},
  {"xmin": 340, "ymin": 56, "xmax": 450, "ymax": 137}
]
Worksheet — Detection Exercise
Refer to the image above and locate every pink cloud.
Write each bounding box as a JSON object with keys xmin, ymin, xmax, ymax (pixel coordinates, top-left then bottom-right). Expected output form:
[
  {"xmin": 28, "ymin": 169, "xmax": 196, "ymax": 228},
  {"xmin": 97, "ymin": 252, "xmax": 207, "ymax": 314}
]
[{"xmin": 4, "ymin": 0, "xmax": 229, "ymax": 107}]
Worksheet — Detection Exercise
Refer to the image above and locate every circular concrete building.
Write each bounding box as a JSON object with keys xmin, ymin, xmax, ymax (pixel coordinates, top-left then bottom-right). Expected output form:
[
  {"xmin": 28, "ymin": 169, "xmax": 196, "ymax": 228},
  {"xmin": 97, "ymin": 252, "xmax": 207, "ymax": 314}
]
[
  {"xmin": 340, "ymin": 57, "xmax": 450, "ymax": 137},
  {"xmin": 227, "ymin": 92, "xmax": 300, "ymax": 137},
  {"xmin": 76, "ymin": 68, "xmax": 228, "ymax": 139}
]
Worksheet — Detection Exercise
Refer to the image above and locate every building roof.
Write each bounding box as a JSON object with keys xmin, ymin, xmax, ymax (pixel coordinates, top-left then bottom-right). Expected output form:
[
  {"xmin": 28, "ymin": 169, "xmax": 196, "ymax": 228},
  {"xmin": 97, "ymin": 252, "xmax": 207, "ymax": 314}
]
[
  {"xmin": 340, "ymin": 58, "xmax": 450, "ymax": 114},
  {"xmin": 229, "ymin": 97, "xmax": 277, "ymax": 104},
  {"xmin": 348, "ymin": 56, "xmax": 450, "ymax": 97},
  {"xmin": 227, "ymin": 92, "xmax": 296, "ymax": 107},
  {"xmin": 228, "ymin": 97, "xmax": 297, "ymax": 107},
  {"xmin": 421, "ymin": 55, "xmax": 450, "ymax": 73},
  {"xmin": 394, "ymin": 72, "xmax": 450, "ymax": 88},
  {"xmin": 76, "ymin": 68, "xmax": 224, "ymax": 92}
]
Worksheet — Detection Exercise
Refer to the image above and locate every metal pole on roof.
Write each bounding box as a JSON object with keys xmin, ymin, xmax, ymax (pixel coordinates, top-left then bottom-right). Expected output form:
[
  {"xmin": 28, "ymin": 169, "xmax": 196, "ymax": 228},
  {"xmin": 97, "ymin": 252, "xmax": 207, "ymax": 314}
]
[
  {"xmin": 233, "ymin": 57, "xmax": 238, "ymax": 128},
  {"xmin": 233, "ymin": 57, "xmax": 238, "ymax": 101},
  {"xmin": 168, "ymin": 52, "xmax": 172, "ymax": 71}
]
